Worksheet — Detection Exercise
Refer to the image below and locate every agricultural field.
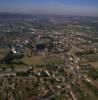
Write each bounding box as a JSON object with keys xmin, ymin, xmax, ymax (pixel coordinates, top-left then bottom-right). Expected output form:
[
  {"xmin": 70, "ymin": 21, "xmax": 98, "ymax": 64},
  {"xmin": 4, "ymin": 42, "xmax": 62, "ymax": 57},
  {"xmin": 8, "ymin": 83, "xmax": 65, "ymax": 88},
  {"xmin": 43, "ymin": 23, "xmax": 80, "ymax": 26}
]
[{"xmin": 75, "ymin": 80, "xmax": 98, "ymax": 100}]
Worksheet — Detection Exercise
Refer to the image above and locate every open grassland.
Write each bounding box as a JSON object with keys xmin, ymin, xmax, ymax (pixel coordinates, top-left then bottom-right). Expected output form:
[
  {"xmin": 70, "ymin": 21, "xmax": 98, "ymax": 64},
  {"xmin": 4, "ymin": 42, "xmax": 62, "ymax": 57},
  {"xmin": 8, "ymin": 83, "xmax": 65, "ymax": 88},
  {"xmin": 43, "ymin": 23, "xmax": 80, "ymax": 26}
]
[
  {"xmin": 21, "ymin": 56, "xmax": 44, "ymax": 65},
  {"xmin": 19, "ymin": 55, "xmax": 64, "ymax": 67},
  {"xmin": 43, "ymin": 55, "xmax": 64, "ymax": 65}
]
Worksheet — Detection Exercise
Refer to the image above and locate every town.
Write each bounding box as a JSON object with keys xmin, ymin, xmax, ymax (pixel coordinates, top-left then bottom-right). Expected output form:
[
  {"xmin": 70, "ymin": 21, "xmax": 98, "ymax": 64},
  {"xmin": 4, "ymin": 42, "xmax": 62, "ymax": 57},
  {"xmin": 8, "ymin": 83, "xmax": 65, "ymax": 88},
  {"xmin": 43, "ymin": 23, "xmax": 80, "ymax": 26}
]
[{"xmin": 0, "ymin": 14, "xmax": 98, "ymax": 100}]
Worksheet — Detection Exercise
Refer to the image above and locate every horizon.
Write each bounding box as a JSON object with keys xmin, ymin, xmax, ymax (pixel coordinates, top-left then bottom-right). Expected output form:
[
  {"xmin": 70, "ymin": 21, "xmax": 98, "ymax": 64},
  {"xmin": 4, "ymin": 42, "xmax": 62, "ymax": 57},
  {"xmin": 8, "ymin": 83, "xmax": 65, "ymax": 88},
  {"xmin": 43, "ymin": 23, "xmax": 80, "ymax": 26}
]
[{"xmin": 0, "ymin": 0, "xmax": 98, "ymax": 17}]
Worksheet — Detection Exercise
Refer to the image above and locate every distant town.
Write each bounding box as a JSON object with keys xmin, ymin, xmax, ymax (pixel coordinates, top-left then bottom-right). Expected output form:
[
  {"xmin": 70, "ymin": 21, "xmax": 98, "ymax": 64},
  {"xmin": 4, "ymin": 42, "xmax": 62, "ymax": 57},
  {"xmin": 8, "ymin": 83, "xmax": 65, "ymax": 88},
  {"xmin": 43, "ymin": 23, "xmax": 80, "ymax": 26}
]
[{"xmin": 0, "ymin": 13, "xmax": 98, "ymax": 100}]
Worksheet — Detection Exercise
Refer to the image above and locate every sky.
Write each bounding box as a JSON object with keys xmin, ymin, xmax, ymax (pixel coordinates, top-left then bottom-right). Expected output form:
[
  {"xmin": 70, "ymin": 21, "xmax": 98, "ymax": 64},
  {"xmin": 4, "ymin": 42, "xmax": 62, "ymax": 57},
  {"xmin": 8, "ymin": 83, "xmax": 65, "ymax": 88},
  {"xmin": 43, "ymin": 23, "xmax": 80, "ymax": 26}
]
[{"xmin": 0, "ymin": 0, "xmax": 98, "ymax": 16}]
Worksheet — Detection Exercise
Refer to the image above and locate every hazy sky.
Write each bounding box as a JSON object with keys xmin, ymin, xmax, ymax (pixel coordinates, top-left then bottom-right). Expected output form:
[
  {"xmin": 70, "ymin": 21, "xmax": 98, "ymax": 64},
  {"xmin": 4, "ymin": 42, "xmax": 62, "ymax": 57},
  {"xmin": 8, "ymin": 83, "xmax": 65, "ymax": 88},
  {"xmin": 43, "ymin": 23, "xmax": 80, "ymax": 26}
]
[{"xmin": 0, "ymin": 0, "xmax": 98, "ymax": 16}]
